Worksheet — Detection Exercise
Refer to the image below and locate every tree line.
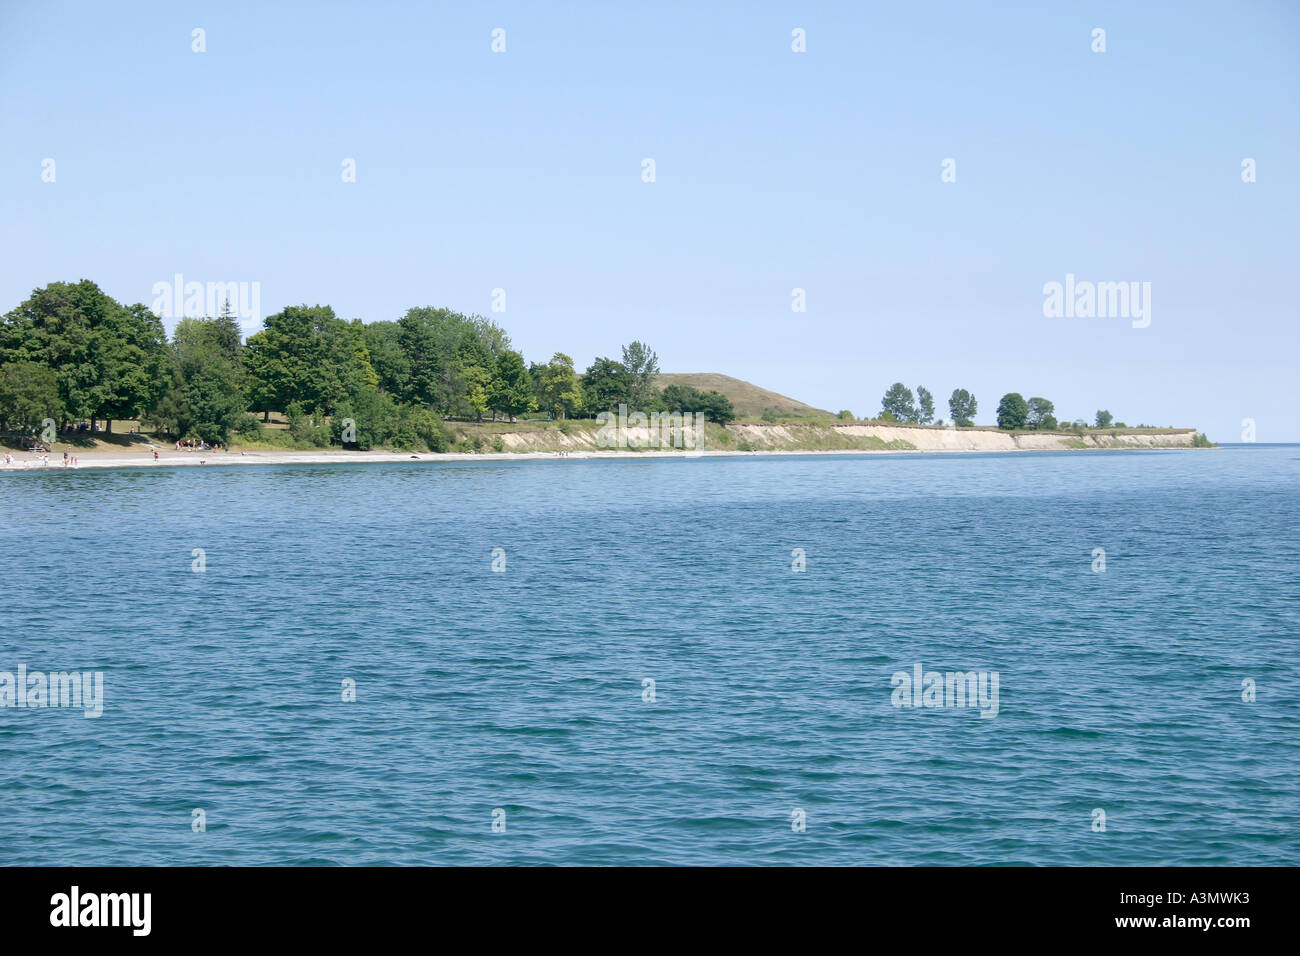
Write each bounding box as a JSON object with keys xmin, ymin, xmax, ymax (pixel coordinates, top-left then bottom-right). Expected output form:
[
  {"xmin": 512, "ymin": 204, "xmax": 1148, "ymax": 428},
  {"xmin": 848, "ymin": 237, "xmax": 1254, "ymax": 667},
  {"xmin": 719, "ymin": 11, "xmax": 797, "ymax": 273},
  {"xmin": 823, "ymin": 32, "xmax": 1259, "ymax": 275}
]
[
  {"xmin": 993, "ymin": 394, "xmax": 1123, "ymax": 431},
  {"xmin": 0, "ymin": 280, "xmax": 735, "ymax": 449},
  {"xmin": 878, "ymin": 383, "xmax": 978, "ymax": 427},
  {"xmin": 877, "ymin": 382, "xmax": 1122, "ymax": 431}
]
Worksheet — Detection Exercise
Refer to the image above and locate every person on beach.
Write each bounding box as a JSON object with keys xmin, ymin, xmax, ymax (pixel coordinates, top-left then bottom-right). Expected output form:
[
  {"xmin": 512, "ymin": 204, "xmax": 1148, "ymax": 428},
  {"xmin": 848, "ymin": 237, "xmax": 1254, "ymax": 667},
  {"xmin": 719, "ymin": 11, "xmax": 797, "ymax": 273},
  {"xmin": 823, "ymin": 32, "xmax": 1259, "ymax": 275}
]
[{"xmin": 153, "ymin": 450, "xmax": 159, "ymax": 461}]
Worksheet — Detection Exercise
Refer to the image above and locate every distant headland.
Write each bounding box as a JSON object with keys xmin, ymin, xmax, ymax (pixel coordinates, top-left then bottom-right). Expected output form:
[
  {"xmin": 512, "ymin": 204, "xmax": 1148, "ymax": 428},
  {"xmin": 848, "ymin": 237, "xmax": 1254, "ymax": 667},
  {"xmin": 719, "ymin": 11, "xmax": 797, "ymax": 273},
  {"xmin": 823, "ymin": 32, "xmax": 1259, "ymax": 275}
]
[{"xmin": 0, "ymin": 280, "xmax": 1211, "ymax": 469}]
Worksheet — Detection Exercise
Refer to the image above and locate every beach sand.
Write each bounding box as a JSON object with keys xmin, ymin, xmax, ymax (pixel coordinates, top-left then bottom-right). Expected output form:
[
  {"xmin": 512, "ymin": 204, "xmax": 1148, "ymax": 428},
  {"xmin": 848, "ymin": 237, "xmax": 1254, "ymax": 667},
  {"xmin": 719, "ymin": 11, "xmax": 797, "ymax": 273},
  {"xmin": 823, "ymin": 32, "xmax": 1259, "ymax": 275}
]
[
  {"xmin": 0, "ymin": 420, "xmax": 1201, "ymax": 474},
  {"xmin": 1, "ymin": 438, "xmax": 1200, "ymax": 474},
  {"xmin": 2, "ymin": 444, "xmax": 922, "ymax": 472}
]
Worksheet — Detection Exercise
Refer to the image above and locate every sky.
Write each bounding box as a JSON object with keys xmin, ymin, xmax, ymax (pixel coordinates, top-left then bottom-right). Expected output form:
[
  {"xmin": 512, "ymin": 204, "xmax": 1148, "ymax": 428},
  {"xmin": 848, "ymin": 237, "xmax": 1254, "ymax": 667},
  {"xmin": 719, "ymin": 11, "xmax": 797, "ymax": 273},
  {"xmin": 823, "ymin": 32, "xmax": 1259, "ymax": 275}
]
[{"xmin": 1, "ymin": 0, "xmax": 1297, "ymax": 439}]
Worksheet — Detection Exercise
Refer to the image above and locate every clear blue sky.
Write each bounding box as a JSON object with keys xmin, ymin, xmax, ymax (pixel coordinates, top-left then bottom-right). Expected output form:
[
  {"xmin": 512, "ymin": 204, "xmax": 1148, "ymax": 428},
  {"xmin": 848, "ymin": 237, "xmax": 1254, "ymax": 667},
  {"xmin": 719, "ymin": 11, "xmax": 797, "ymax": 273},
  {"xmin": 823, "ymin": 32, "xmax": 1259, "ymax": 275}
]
[{"xmin": 2, "ymin": 1, "xmax": 1297, "ymax": 439}]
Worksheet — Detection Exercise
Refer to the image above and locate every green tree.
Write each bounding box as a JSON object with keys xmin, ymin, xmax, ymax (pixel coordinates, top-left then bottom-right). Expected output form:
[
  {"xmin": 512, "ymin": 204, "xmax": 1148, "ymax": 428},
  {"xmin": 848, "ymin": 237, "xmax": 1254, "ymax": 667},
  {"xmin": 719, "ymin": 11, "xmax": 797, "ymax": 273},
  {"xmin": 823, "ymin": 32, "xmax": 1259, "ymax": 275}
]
[
  {"xmin": 96, "ymin": 303, "xmax": 169, "ymax": 429},
  {"xmin": 1095, "ymin": 409, "xmax": 1114, "ymax": 428},
  {"xmin": 491, "ymin": 349, "xmax": 535, "ymax": 422},
  {"xmin": 180, "ymin": 356, "xmax": 246, "ymax": 443},
  {"xmin": 332, "ymin": 388, "xmax": 400, "ymax": 450},
  {"xmin": 620, "ymin": 341, "xmax": 660, "ymax": 409},
  {"xmin": 242, "ymin": 329, "xmax": 288, "ymax": 422},
  {"xmin": 0, "ymin": 361, "xmax": 61, "ymax": 432},
  {"xmin": 582, "ymin": 357, "xmax": 630, "ymax": 412},
  {"xmin": 695, "ymin": 390, "xmax": 735, "ymax": 425},
  {"xmin": 0, "ymin": 280, "xmax": 167, "ymax": 431},
  {"xmin": 461, "ymin": 362, "xmax": 494, "ymax": 422},
  {"xmin": 881, "ymin": 382, "xmax": 917, "ymax": 422},
  {"xmin": 155, "ymin": 316, "xmax": 248, "ymax": 443},
  {"xmin": 244, "ymin": 305, "xmax": 375, "ymax": 417},
  {"xmin": 538, "ymin": 352, "xmax": 583, "ymax": 420},
  {"xmin": 948, "ymin": 388, "xmax": 977, "ymax": 427},
  {"xmin": 659, "ymin": 383, "xmax": 734, "ymax": 424},
  {"xmin": 362, "ymin": 321, "xmax": 410, "ymax": 398},
  {"xmin": 207, "ymin": 298, "xmax": 244, "ymax": 360},
  {"xmin": 173, "ymin": 314, "xmax": 240, "ymax": 359},
  {"xmin": 660, "ymin": 383, "xmax": 705, "ymax": 412},
  {"xmin": 397, "ymin": 307, "xmax": 508, "ymax": 416},
  {"xmin": 916, "ymin": 386, "xmax": 935, "ymax": 425},
  {"xmin": 996, "ymin": 392, "xmax": 1029, "ymax": 430},
  {"xmin": 1026, "ymin": 397, "xmax": 1057, "ymax": 430}
]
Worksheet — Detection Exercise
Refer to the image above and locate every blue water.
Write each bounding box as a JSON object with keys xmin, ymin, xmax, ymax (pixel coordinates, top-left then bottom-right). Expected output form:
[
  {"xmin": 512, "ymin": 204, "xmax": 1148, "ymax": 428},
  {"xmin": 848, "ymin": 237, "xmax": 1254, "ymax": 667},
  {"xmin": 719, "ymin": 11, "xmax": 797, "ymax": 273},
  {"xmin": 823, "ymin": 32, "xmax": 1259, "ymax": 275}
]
[{"xmin": 1, "ymin": 446, "xmax": 1297, "ymax": 865}]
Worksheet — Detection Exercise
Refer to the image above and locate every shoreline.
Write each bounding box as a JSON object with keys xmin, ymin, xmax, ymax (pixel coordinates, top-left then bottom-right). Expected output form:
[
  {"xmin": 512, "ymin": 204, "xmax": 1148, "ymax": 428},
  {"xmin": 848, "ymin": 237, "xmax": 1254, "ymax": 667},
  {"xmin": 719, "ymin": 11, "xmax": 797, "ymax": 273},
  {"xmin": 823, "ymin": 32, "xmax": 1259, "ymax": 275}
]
[{"xmin": 0, "ymin": 442, "xmax": 1206, "ymax": 474}]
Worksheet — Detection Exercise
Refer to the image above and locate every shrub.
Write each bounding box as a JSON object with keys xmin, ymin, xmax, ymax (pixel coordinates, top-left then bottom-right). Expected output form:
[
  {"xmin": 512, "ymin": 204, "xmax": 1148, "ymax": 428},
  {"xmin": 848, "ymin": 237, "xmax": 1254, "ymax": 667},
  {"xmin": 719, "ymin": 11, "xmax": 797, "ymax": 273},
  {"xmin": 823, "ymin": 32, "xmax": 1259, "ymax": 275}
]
[
  {"xmin": 395, "ymin": 406, "xmax": 450, "ymax": 452},
  {"xmin": 287, "ymin": 402, "xmax": 331, "ymax": 447},
  {"xmin": 332, "ymin": 388, "xmax": 401, "ymax": 450},
  {"xmin": 232, "ymin": 413, "xmax": 265, "ymax": 439}
]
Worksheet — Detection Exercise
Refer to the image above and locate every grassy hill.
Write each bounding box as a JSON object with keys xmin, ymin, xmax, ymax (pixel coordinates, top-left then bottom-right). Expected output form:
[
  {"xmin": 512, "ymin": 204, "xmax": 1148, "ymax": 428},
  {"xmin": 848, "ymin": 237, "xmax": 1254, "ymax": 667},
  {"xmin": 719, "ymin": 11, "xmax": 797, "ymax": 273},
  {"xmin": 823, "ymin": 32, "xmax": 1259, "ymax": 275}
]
[{"xmin": 654, "ymin": 373, "xmax": 830, "ymax": 419}]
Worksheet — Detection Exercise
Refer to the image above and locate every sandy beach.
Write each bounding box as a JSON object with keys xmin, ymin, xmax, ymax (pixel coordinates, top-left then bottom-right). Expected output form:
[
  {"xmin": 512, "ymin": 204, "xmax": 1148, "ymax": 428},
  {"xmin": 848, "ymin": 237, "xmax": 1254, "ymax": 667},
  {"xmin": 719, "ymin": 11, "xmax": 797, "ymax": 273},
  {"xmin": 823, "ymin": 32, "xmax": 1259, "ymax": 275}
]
[
  {"xmin": 1, "ymin": 445, "xmax": 921, "ymax": 472},
  {"xmin": 0, "ymin": 436, "xmax": 1201, "ymax": 474},
  {"xmin": 0, "ymin": 418, "xmax": 1203, "ymax": 474}
]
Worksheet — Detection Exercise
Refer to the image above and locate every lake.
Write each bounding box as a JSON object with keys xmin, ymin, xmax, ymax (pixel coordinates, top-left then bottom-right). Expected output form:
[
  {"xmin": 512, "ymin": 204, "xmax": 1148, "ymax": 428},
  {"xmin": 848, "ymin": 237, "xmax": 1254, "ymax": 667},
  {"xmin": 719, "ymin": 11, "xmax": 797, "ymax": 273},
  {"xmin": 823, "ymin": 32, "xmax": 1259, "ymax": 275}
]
[{"xmin": 1, "ymin": 445, "xmax": 1297, "ymax": 864}]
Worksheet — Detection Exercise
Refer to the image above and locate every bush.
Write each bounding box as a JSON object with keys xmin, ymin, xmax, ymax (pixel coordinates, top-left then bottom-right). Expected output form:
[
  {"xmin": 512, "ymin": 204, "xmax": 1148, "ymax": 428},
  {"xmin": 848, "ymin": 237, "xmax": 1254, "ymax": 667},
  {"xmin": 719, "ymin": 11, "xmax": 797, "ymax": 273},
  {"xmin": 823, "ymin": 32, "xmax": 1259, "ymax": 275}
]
[
  {"xmin": 394, "ymin": 405, "xmax": 450, "ymax": 452},
  {"xmin": 232, "ymin": 414, "xmax": 265, "ymax": 439},
  {"xmin": 286, "ymin": 402, "xmax": 331, "ymax": 447},
  {"xmin": 332, "ymin": 388, "xmax": 401, "ymax": 450},
  {"xmin": 659, "ymin": 384, "xmax": 735, "ymax": 424}
]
